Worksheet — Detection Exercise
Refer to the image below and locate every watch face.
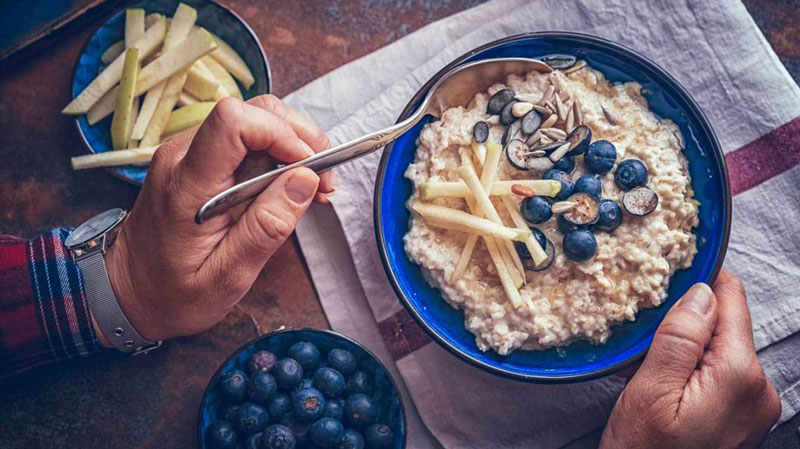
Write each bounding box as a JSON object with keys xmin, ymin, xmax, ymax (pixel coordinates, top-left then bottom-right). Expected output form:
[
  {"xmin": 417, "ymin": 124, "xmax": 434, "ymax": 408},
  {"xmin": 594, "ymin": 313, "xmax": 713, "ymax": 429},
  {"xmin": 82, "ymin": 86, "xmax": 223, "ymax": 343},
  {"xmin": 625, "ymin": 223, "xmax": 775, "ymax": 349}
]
[{"xmin": 66, "ymin": 208, "xmax": 126, "ymax": 248}]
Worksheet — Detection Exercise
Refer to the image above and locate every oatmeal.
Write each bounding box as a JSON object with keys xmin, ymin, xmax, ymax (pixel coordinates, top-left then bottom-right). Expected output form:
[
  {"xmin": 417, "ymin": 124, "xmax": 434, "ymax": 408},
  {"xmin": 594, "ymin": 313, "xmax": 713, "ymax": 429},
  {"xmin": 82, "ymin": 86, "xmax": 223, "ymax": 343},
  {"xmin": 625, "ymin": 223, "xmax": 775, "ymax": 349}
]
[{"xmin": 403, "ymin": 62, "xmax": 699, "ymax": 354}]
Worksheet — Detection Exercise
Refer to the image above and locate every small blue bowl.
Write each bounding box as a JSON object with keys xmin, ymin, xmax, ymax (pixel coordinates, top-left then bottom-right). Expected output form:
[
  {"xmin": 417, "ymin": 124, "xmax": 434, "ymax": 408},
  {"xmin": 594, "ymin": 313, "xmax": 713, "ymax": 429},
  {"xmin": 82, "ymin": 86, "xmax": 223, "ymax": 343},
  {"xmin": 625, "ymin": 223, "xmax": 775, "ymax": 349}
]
[
  {"xmin": 374, "ymin": 32, "xmax": 731, "ymax": 383},
  {"xmin": 71, "ymin": 0, "xmax": 271, "ymax": 185},
  {"xmin": 197, "ymin": 329, "xmax": 406, "ymax": 448}
]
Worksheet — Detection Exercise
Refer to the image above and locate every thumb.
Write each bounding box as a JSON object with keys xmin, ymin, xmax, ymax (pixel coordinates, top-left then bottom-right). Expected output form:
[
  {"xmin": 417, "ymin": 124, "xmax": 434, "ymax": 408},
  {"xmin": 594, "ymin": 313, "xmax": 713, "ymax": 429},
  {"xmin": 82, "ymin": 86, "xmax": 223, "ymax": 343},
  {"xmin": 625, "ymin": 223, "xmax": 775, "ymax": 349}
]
[
  {"xmin": 203, "ymin": 167, "xmax": 319, "ymax": 281},
  {"xmin": 629, "ymin": 283, "xmax": 718, "ymax": 398}
]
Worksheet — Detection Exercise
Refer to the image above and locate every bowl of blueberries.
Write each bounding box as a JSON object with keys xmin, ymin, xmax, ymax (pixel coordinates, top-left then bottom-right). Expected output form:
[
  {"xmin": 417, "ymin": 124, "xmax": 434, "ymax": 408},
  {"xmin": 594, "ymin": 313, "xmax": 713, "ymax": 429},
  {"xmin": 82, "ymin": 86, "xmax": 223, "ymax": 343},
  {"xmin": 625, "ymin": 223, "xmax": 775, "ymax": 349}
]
[{"xmin": 199, "ymin": 329, "xmax": 406, "ymax": 449}]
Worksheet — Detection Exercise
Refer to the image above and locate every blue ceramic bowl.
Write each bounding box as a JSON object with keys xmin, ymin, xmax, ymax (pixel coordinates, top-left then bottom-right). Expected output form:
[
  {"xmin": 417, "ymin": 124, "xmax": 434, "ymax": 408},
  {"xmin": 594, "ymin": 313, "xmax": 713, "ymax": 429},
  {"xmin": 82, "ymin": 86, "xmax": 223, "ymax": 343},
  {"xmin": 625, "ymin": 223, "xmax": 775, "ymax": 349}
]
[
  {"xmin": 374, "ymin": 32, "xmax": 731, "ymax": 382},
  {"xmin": 71, "ymin": 0, "xmax": 270, "ymax": 185},
  {"xmin": 197, "ymin": 329, "xmax": 406, "ymax": 448}
]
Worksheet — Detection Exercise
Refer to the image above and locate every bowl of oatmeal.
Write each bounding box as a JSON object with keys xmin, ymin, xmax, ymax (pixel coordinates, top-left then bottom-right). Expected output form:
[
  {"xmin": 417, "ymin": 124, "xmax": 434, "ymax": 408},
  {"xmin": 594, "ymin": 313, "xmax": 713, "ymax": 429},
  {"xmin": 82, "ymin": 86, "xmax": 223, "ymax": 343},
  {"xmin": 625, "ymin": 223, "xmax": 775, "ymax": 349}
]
[{"xmin": 374, "ymin": 33, "xmax": 730, "ymax": 382}]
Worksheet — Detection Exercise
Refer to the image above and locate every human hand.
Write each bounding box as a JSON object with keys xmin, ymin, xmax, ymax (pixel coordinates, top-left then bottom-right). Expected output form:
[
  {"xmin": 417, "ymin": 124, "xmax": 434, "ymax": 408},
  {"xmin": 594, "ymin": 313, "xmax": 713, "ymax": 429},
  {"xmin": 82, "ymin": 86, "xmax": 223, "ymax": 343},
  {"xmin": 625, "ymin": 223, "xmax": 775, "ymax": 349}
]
[
  {"xmin": 100, "ymin": 95, "xmax": 334, "ymax": 343},
  {"xmin": 599, "ymin": 269, "xmax": 781, "ymax": 449}
]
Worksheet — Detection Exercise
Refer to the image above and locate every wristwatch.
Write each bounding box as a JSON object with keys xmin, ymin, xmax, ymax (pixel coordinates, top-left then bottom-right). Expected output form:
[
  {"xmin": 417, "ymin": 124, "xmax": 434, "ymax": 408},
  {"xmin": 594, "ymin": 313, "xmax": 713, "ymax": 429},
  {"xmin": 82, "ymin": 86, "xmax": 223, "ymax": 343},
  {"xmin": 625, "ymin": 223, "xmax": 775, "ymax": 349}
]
[{"xmin": 65, "ymin": 208, "xmax": 161, "ymax": 354}]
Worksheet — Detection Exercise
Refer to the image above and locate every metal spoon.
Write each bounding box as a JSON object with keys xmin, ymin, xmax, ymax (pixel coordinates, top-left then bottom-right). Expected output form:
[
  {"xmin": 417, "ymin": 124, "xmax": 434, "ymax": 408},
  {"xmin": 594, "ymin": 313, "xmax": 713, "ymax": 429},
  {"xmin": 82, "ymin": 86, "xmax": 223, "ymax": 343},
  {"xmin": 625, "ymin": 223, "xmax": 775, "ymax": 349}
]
[{"xmin": 195, "ymin": 57, "xmax": 552, "ymax": 223}]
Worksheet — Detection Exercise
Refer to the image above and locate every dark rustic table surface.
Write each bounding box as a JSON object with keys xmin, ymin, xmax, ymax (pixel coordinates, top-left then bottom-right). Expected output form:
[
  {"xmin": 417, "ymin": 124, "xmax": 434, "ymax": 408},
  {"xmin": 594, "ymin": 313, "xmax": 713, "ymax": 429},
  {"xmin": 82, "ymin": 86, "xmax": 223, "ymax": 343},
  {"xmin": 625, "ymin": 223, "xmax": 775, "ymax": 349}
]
[{"xmin": 0, "ymin": 1, "xmax": 798, "ymax": 448}]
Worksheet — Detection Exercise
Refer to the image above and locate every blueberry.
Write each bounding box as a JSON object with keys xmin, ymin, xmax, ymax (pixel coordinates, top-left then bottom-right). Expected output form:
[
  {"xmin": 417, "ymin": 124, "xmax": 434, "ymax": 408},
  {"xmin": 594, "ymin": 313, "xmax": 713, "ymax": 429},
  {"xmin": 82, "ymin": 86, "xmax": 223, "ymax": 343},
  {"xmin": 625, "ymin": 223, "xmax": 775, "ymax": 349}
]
[
  {"xmin": 219, "ymin": 369, "xmax": 249, "ymax": 403},
  {"xmin": 563, "ymin": 230, "xmax": 597, "ymax": 262},
  {"xmin": 218, "ymin": 404, "xmax": 239, "ymax": 422},
  {"xmin": 541, "ymin": 54, "xmax": 577, "ymax": 70},
  {"xmin": 520, "ymin": 196, "xmax": 552, "ymax": 224},
  {"xmin": 594, "ymin": 200, "xmax": 623, "ymax": 232},
  {"xmin": 565, "ymin": 125, "xmax": 592, "ymax": 156},
  {"xmin": 543, "ymin": 169, "xmax": 574, "ymax": 201},
  {"xmin": 614, "ymin": 159, "xmax": 648, "ymax": 191},
  {"xmin": 584, "ymin": 140, "xmax": 616, "ymax": 174},
  {"xmin": 288, "ymin": 341, "xmax": 322, "ymax": 372},
  {"xmin": 234, "ymin": 402, "xmax": 270, "ymax": 435},
  {"xmin": 514, "ymin": 236, "xmax": 554, "ymax": 272},
  {"xmin": 552, "ymin": 155, "xmax": 575, "ymax": 173},
  {"xmin": 261, "ymin": 424, "xmax": 297, "ymax": 449},
  {"xmin": 244, "ymin": 432, "xmax": 262, "ymax": 449},
  {"xmin": 293, "ymin": 388, "xmax": 326, "ymax": 422},
  {"xmin": 267, "ymin": 393, "xmax": 292, "ymax": 420},
  {"xmin": 557, "ymin": 214, "xmax": 582, "ymax": 234},
  {"xmin": 287, "ymin": 416, "xmax": 313, "ymax": 446},
  {"xmin": 273, "ymin": 358, "xmax": 304, "ymax": 390},
  {"xmin": 248, "ymin": 372, "xmax": 278, "ymax": 405},
  {"xmin": 328, "ymin": 349, "xmax": 357, "ymax": 376},
  {"xmin": 313, "ymin": 367, "xmax": 346, "ymax": 398},
  {"xmin": 344, "ymin": 394, "xmax": 380, "ymax": 429},
  {"xmin": 520, "ymin": 110, "xmax": 542, "ymax": 135},
  {"xmin": 472, "ymin": 121, "xmax": 489, "ymax": 143},
  {"xmin": 487, "ymin": 88, "xmax": 515, "ymax": 115},
  {"xmin": 364, "ymin": 424, "xmax": 394, "ymax": 449},
  {"xmin": 561, "ymin": 193, "xmax": 599, "ymax": 226},
  {"xmin": 310, "ymin": 418, "xmax": 345, "ymax": 448},
  {"xmin": 622, "ymin": 186, "xmax": 659, "ymax": 216},
  {"xmin": 338, "ymin": 429, "xmax": 365, "ymax": 449},
  {"xmin": 291, "ymin": 378, "xmax": 314, "ymax": 397},
  {"xmin": 531, "ymin": 227, "xmax": 547, "ymax": 250},
  {"xmin": 246, "ymin": 350, "xmax": 277, "ymax": 376},
  {"xmin": 499, "ymin": 100, "xmax": 518, "ymax": 126},
  {"xmin": 205, "ymin": 421, "xmax": 239, "ymax": 449},
  {"xmin": 322, "ymin": 398, "xmax": 345, "ymax": 421},
  {"xmin": 574, "ymin": 174, "xmax": 602, "ymax": 199},
  {"xmin": 345, "ymin": 371, "xmax": 373, "ymax": 395}
]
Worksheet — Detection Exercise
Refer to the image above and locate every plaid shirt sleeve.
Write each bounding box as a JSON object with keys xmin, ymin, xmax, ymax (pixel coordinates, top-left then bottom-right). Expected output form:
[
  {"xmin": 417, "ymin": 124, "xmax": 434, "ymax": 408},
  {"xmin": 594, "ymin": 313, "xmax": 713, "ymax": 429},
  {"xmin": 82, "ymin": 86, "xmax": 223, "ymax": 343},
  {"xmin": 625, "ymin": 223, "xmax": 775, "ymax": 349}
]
[{"xmin": 0, "ymin": 229, "xmax": 101, "ymax": 380}]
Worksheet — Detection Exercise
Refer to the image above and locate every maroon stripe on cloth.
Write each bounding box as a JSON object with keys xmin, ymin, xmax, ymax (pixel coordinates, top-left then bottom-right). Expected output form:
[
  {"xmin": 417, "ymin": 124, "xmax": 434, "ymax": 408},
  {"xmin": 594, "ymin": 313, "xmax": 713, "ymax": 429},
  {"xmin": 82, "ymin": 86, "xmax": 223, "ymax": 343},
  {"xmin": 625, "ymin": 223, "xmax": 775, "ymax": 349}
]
[
  {"xmin": 378, "ymin": 309, "xmax": 431, "ymax": 361},
  {"xmin": 726, "ymin": 116, "xmax": 800, "ymax": 195},
  {"xmin": 378, "ymin": 116, "xmax": 800, "ymax": 361}
]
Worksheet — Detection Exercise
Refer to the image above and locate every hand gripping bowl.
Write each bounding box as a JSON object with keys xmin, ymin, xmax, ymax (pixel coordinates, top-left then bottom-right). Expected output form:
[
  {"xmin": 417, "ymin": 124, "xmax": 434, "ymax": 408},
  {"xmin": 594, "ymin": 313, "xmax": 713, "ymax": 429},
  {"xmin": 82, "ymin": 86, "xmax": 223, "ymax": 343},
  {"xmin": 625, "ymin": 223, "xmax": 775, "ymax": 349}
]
[{"xmin": 374, "ymin": 32, "xmax": 731, "ymax": 382}]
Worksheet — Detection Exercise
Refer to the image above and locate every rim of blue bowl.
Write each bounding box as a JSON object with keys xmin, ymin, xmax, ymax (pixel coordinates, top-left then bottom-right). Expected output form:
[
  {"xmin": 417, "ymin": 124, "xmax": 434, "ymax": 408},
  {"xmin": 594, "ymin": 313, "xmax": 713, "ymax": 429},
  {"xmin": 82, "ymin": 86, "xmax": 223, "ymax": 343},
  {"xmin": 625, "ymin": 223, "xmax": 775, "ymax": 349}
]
[
  {"xmin": 374, "ymin": 31, "xmax": 732, "ymax": 383},
  {"xmin": 195, "ymin": 328, "xmax": 408, "ymax": 448},
  {"xmin": 70, "ymin": 0, "xmax": 272, "ymax": 186}
]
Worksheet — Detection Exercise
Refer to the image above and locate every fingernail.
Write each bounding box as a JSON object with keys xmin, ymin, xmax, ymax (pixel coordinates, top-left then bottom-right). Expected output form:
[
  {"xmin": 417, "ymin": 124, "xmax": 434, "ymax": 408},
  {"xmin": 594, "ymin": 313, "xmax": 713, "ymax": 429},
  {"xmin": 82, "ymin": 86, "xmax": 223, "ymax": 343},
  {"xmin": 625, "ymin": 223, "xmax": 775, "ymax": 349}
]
[
  {"xmin": 286, "ymin": 170, "xmax": 319, "ymax": 204},
  {"xmin": 679, "ymin": 283, "xmax": 712, "ymax": 315}
]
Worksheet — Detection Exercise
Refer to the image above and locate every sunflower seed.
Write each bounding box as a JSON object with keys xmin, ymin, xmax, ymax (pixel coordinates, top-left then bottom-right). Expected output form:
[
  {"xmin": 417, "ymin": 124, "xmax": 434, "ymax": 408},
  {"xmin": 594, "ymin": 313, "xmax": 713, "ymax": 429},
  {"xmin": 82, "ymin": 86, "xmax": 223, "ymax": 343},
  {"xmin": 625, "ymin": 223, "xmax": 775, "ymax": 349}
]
[
  {"xmin": 539, "ymin": 134, "xmax": 554, "ymax": 145},
  {"xmin": 565, "ymin": 107, "xmax": 575, "ymax": 133},
  {"xmin": 539, "ymin": 85, "xmax": 555, "ymax": 105},
  {"xmin": 601, "ymin": 105, "xmax": 619, "ymax": 125},
  {"xmin": 514, "ymin": 93, "xmax": 539, "ymax": 103},
  {"xmin": 526, "ymin": 130, "xmax": 543, "ymax": 146},
  {"xmin": 486, "ymin": 115, "xmax": 500, "ymax": 125},
  {"xmin": 544, "ymin": 101, "xmax": 557, "ymax": 114},
  {"xmin": 531, "ymin": 140, "xmax": 566, "ymax": 152},
  {"xmin": 520, "ymin": 149, "xmax": 546, "ymax": 158},
  {"xmin": 549, "ymin": 72, "xmax": 562, "ymax": 92},
  {"xmin": 541, "ymin": 114, "xmax": 558, "ymax": 129},
  {"xmin": 548, "ymin": 142, "xmax": 572, "ymax": 162},
  {"xmin": 542, "ymin": 127, "xmax": 567, "ymax": 140},
  {"xmin": 555, "ymin": 95, "xmax": 567, "ymax": 121},
  {"xmin": 512, "ymin": 102, "xmax": 534, "ymax": 117},
  {"xmin": 533, "ymin": 105, "xmax": 552, "ymax": 116},
  {"xmin": 551, "ymin": 201, "xmax": 578, "ymax": 214},
  {"xmin": 574, "ymin": 98, "xmax": 583, "ymax": 126},
  {"xmin": 563, "ymin": 60, "xmax": 587, "ymax": 74}
]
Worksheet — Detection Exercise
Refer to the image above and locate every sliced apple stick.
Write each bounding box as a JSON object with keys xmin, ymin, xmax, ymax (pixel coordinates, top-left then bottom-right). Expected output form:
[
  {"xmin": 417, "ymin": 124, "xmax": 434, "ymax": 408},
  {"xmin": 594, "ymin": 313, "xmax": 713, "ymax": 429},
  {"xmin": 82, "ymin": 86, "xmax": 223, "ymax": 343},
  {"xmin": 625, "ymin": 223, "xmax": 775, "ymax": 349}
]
[
  {"xmin": 484, "ymin": 232, "xmax": 524, "ymax": 307},
  {"xmin": 125, "ymin": 9, "xmax": 146, "ymax": 47},
  {"xmin": 177, "ymin": 91, "xmax": 200, "ymax": 106},
  {"xmin": 111, "ymin": 48, "xmax": 140, "ymax": 150},
  {"xmin": 72, "ymin": 146, "xmax": 158, "ymax": 170},
  {"xmin": 470, "ymin": 141, "xmax": 487, "ymax": 166},
  {"xmin": 101, "ymin": 40, "xmax": 124, "ymax": 64},
  {"xmin": 164, "ymin": 101, "xmax": 215, "ymax": 136},
  {"xmin": 451, "ymin": 149, "xmax": 481, "ymax": 282},
  {"xmin": 411, "ymin": 203, "xmax": 530, "ymax": 242},
  {"xmin": 202, "ymin": 55, "xmax": 242, "ymax": 100},
  {"xmin": 195, "ymin": 59, "xmax": 230, "ymax": 99},
  {"xmin": 130, "ymin": 80, "xmax": 166, "ymax": 138},
  {"xmin": 127, "ymin": 97, "xmax": 140, "ymax": 148},
  {"xmin": 140, "ymin": 70, "xmax": 189, "ymax": 147},
  {"xmin": 63, "ymin": 16, "xmax": 166, "ymax": 115},
  {"xmin": 501, "ymin": 196, "xmax": 548, "ymax": 265},
  {"xmin": 419, "ymin": 179, "xmax": 561, "ymax": 200},
  {"xmin": 145, "ymin": 13, "xmax": 162, "ymax": 28},
  {"xmin": 207, "ymin": 30, "xmax": 255, "ymax": 88},
  {"xmin": 86, "ymin": 26, "xmax": 216, "ymax": 123},
  {"xmin": 184, "ymin": 63, "xmax": 224, "ymax": 100}
]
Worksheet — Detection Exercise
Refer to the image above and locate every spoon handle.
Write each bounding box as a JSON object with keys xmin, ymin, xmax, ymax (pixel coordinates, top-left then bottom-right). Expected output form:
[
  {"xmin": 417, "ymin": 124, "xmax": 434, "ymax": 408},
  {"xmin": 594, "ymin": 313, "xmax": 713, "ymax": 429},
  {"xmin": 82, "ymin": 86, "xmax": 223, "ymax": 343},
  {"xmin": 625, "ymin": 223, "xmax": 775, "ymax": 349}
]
[{"xmin": 195, "ymin": 114, "xmax": 419, "ymax": 223}]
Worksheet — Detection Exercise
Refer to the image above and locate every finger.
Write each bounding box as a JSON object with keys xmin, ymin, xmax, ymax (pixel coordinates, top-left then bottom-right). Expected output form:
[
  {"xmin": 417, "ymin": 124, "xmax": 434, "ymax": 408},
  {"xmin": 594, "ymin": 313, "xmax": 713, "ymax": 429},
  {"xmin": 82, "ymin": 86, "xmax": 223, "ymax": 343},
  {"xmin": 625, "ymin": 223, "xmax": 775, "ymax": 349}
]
[
  {"xmin": 203, "ymin": 167, "xmax": 320, "ymax": 279},
  {"xmin": 630, "ymin": 283, "xmax": 718, "ymax": 399},
  {"xmin": 178, "ymin": 97, "xmax": 314, "ymax": 197},
  {"xmin": 247, "ymin": 95, "xmax": 335, "ymax": 194},
  {"xmin": 711, "ymin": 268, "xmax": 756, "ymax": 352}
]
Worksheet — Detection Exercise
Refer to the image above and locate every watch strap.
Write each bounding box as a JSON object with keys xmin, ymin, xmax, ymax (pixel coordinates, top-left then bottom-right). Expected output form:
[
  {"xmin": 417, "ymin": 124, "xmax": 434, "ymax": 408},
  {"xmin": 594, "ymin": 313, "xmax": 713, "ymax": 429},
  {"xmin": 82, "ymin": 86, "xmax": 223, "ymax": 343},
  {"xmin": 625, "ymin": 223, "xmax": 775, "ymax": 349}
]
[{"xmin": 78, "ymin": 251, "xmax": 156, "ymax": 352}]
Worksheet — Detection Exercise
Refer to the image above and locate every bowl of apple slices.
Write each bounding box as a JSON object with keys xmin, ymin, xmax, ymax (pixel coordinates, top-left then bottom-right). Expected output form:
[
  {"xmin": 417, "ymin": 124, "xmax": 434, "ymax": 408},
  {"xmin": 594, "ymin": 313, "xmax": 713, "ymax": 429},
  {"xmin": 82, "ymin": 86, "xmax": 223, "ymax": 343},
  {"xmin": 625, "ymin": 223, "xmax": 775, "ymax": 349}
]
[{"xmin": 65, "ymin": 0, "xmax": 270, "ymax": 184}]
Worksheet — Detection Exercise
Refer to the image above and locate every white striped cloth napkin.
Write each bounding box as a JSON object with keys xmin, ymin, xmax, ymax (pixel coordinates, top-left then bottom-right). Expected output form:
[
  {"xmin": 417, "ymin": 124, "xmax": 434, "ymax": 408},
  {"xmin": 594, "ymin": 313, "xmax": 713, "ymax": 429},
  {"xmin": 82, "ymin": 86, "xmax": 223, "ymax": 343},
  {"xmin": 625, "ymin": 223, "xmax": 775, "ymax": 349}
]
[{"xmin": 286, "ymin": 0, "xmax": 800, "ymax": 447}]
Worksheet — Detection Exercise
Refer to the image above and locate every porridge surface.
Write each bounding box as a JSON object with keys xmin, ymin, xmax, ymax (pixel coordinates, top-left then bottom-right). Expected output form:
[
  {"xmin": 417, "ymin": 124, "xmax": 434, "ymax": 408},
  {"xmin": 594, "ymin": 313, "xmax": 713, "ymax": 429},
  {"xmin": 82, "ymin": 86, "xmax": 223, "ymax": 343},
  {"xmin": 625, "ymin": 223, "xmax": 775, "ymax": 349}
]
[{"xmin": 403, "ymin": 65, "xmax": 699, "ymax": 354}]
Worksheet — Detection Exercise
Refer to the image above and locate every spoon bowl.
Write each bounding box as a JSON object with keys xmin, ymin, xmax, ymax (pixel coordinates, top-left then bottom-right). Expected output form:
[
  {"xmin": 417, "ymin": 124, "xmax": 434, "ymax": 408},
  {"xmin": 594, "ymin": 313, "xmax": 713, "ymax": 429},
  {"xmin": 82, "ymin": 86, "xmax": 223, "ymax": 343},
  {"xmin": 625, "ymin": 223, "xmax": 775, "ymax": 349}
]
[{"xmin": 195, "ymin": 57, "xmax": 552, "ymax": 223}]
